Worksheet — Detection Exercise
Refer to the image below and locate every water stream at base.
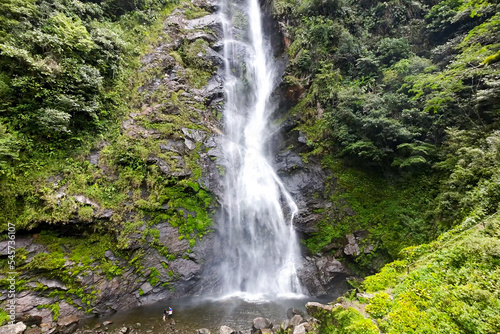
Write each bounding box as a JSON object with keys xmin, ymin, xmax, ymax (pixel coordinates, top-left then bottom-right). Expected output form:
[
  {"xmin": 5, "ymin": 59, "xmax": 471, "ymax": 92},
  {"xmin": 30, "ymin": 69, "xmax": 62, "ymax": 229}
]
[{"xmin": 82, "ymin": 296, "xmax": 338, "ymax": 334}]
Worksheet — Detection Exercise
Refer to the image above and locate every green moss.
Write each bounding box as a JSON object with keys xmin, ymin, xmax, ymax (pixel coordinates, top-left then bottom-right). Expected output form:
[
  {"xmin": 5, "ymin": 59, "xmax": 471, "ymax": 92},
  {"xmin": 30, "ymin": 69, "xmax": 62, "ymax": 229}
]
[
  {"xmin": 38, "ymin": 302, "xmax": 60, "ymax": 322},
  {"xmin": 365, "ymin": 292, "xmax": 393, "ymax": 318},
  {"xmin": 307, "ymin": 305, "xmax": 379, "ymax": 334},
  {"xmin": 340, "ymin": 214, "xmax": 500, "ymax": 333},
  {"xmin": 305, "ymin": 156, "xmax": 436, "ymax": 265},
  {"xmin": 78, "ymin": 206, "xmax": 94, "ymax": 222},
  {"xmin": 148, "ymin": 267, "xmax": 161, "ymax": 285},
  {"xmin": 0, "ymin": 309, "xmax": 9, "ymax": 326},
  {"xmin": 186, "ymin": 68, "xmax": 212, "ymax": 89},
  {"xmin": 184, "ymin": 5, "xmax": 210, "ymax": 19}
]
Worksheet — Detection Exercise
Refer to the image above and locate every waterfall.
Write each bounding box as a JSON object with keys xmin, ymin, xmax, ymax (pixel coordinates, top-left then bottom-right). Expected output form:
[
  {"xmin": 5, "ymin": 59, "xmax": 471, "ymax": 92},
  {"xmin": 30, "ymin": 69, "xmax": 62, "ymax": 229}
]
[{"xmin": 218, "ymin": 0, "xmax": 305, "ymax": 299}]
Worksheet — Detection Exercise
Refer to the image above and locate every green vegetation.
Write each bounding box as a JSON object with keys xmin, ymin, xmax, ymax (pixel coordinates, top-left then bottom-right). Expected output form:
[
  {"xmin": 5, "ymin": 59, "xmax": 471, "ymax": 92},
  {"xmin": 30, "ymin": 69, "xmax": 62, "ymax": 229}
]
[
  {"xmin": 275, "ymin": 0, "xmax": 500, "ymax": 331},
  {"xmin": 275, "ymin": 0, "xmax": 500, "ymax": 267},
  {"xmin": 0, "ymin": 0, "xmax": 217, "ymax": 319},
  {"xmin": 0, "ymin": 309, "xmax": 9, "ymax": 326},
  {"xmin": 321, "ymin": 213, "xmax": 500, "ymax": 333}
]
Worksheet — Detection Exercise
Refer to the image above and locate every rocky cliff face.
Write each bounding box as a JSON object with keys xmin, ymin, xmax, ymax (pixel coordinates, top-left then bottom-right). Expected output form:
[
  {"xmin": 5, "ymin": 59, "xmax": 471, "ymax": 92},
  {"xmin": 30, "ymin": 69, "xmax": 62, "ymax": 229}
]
[
  {"xmin": 0, "ymin": 0, "xmax": 227, "ymax": 326},
  {"xmin": 0, "ymin": 0, "xmax": 362, "ymax": 328}
]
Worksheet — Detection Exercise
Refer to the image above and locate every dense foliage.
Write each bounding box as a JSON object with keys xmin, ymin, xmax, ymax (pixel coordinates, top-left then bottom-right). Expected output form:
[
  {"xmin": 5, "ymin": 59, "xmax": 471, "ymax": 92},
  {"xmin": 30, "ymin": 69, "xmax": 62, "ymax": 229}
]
[
  {"xmin": 0, "ymin": 0, "xmax": 217, "ymax": 320},
  {"xmin": 320, "ymin": 213, "xmax": 500, "ymax": 333},
  {"xmin": 275, "ymin": 0, "xmax": 500, "ymax": 261},
  {"xmin": 275, "ymin": 0, "xmax": 500, "ymax": 331},
  {"xmin": 0, "ymin": 0, "xmax": 171, "ymax": 174}
]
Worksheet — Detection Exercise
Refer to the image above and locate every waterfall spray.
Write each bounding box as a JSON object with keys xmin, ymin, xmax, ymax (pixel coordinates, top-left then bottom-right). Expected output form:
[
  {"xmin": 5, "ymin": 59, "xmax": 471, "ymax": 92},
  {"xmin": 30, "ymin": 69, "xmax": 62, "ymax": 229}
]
[{"xmin": 218, "ymin": 0, "xmax": 305, "ymax": 299}]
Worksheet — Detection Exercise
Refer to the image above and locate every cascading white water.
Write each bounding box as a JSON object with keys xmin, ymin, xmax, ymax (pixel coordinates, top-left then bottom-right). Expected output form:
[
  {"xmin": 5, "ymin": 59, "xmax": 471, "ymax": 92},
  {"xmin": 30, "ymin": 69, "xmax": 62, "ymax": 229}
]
[{"xmin": 218, "ymin": 0, "xmax": 305, "ymax": 299}]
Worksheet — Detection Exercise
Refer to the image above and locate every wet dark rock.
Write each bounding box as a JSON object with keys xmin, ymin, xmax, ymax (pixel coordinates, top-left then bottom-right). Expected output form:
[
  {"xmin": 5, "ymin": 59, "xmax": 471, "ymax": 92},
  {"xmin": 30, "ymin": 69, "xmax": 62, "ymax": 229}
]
[
  {"xmin": 286, "ymin": 308, "xmax": 305, "ymax": 320},
  {"xmin": 17, "ymin": 315, "xmax": 42, "ymax": 327},
  {"xmin": 298, "ymin": 256, "xmax": 349, "ymax": 296},
  {"xmin": 169, "ymin": 258, "xmax": 202, "ymax": 281},
  {"xmin": 57, "ymin": 315, "xmax": 79, "ymax": 334}
]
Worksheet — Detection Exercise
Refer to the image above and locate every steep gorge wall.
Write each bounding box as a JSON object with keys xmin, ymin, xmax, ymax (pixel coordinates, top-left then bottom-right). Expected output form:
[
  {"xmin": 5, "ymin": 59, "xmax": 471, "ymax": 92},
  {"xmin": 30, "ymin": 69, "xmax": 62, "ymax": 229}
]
[{"xmin": 0, "ymin": 0, "xmax": 228, "ymax": 324}]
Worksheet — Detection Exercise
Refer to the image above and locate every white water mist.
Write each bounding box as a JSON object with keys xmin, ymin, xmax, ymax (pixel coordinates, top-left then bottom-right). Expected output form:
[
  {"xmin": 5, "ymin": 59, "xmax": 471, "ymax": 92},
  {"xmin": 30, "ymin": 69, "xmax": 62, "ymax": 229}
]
[{"xmin": 218, "ymin": 0, "xmax": 304, "ymax": 299}]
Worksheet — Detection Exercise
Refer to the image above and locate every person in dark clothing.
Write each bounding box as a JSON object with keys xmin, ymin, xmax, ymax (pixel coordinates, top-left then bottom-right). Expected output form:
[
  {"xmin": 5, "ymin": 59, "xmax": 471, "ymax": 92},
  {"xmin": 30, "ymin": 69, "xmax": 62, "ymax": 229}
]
[{"xmin": 162, "ymin": 309, "xmax": 167, "ymax": 321}]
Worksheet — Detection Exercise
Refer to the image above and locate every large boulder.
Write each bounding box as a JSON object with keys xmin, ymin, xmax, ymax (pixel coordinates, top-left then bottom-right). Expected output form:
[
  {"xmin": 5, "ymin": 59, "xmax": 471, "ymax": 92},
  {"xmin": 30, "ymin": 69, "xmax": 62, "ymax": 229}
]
[
  {"xmin": 57, "ymin": 315, "xmax": 79, "ymax": 334},
  {"xmin": 0, "ymin": 322, "xmax": 26, "ymax": 334},
  {"xmin": 305, "ymin": 302, "xmax": 333, "ymax": 318},
  {"xmin": 252, "ymin": 317, "xmax": 273, "ymax": 332}
]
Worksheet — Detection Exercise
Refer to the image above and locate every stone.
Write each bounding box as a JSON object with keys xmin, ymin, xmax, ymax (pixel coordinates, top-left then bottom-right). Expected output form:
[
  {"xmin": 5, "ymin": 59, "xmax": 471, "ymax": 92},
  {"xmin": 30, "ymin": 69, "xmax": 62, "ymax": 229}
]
[
  {"xmin": 286, "ymin": 308, "xmax": 305, "ymax": 320},
  {"xmin": 289, "ymin": 315, "xmax": 302, "ymax": 327},
  {"xmin": 37, "ymin": 278, "xmax": 67, "ymax": 291},
  {"xmin": 252, "ymin": 318, "xmax": 272, "ymax": 331},
  {"xmin": 40, "ymin": 323, "xmax": 54, "ymax": 332},
  {"xmin": 292, "ymin": 324, "xmax": 306, "ymax": 334},
  {"xmin": 57, "ymin": 315, "xmax": 79, "ymax": 334},
  {"xmin": 344, "ymin": 234, "xmax": 361, "ymax": 256},
  {"xmin": 168, "ymin": 258, "xmax": 201, "ymax": 281},
  {"xmin": 356, "ymin": 293, "xmax": 375, "ymax": 299},
  {"xmin": 0, "ymin": 322, "xmax": 27, "ymax": 334},
  {"xmin": 102, "ymin": 321, "xmax": 113, "ymax": 326},
  {"xmin": 104, "ymin": 250, "xmax": 117, "ymax": 261},
  {"xmin": 89, "ymin": 151, "xmax": 100, "ymax": 165},
  {"xmin": 139, "ymin": 282, "xmax": 153, "ymax": 294},
  {"xmin": 305, "ymin": 302, "xmax": 333, "ymax": 318},
  {"xmin": 57, "ymin": 316, "xmax": 79, "ymax": 327},
  {"xmin": 25, "ymin": 328, "xmax": 41, "ymax": 334},
  {"xmin": 160, "ymin": 140, "xmax": 186, "ymax": 154},
  {"xmin": 184, "ymin": 138, "xmax": 196, "ymax": 151},
  {"xmin": 186, "ymin": 14, "xmax": 221, "ymax": 32},
  {"xmin": 96, "ymin": 208, "xmax": 114, "ymax": 219},
  {"xmin": 119, "ymin": 327, "xmax": 129, "ymax": 334},
  {"xmin": 181, "ymin": 128, "xmax": 207, "ymax": 143},
  {"xmin": 73, "ymin": 195, "xmax": 100, "ymax": 208},
  {"xmin": 198, "ymin": 329, "xmax": 210, "ymax": 334},
  {"xmin": 218, "ymin": 326, "xmax": 233, "ymax": 334}
]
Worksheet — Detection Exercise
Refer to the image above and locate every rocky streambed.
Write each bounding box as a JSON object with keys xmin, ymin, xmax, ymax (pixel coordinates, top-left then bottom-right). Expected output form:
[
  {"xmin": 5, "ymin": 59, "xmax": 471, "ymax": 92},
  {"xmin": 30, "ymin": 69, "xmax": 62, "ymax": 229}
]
[{"xmin": 0, "ymin": 299, "xmax": 337, "ymax": 334}]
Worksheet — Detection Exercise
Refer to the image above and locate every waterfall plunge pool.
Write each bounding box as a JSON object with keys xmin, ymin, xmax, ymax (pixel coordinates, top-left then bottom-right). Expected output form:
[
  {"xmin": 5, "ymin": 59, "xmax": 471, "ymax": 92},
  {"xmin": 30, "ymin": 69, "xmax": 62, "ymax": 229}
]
[{"xmin": 81, "ymin": 295, "xmax": 336, "ymax": 333}]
